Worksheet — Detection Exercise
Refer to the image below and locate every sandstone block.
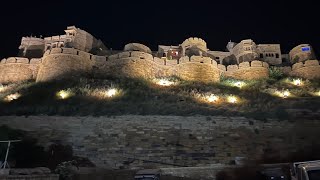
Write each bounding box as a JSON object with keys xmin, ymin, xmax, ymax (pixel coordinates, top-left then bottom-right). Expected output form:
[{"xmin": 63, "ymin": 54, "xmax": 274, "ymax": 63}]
[
  {"xmin": 251, "ymin": 60, "xmax": 263, "ymax": 67},
  {"xmin": 292, "ymin": 62, "xmax": 304, "ymax": 71},
  {"xmin": 304, "ymin": 60, "xmax": 319, "ymax": 67}
]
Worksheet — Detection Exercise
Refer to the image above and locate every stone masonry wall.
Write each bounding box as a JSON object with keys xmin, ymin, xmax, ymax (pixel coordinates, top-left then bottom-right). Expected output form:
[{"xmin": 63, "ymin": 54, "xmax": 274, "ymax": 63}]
[
  {"xmin": 36, "ymin": 48, "xmax": 94, "ymax": 82},
  {"xmin": 2, "ymin": 49, "xmax": 318, "ymax": 84},
  {"xmin": 1, "ymin": 116, "xmax": 319, "ymax": 170},
  {"xmin": 290, "ymin": 60, "xmax": 320, "ymax": 79},
  {"xmin": 176, "ymin": 56, "xmax": 220, "ymax": 82},
  {"xmin": 221, "ymin": 61, "xmax": 269, "ymax": 80},
  {"xmin": 96, "ymin": 52, "xmax": 220, "ymax": 82},
  {"xmin": 0, "ymin": 57, "xmax": 41, "ymax": 84}
]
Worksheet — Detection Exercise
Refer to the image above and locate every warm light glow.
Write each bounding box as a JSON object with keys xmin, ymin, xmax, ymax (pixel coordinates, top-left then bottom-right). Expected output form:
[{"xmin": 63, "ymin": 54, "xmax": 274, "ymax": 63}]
[
  {"xmin": 57, "ymin": 90, "xmax": 71, "ymax": 99},
  {"xmin": 227, "ymin": 96, "xmax": 238, "ymax": 104},
  {"xmin": 234, "ymin": 81, "xmax": 245, "ymax": 88},
  {"xmin": 206, "ymin": 94, "xmax": 219, "ymax": 103},
  {"xmin": 156, "ymin": 79, "xmax": 175, "ymax": 86},
  {"xmin": 4, "ymin": 93, "xmax": 21, "ymax": 102},
  {"xmin": 275, "ymin": 90, "xmax": 291, "ymax": 98},
  {"xmin": 105, "ymin": 88, "xmax": 117, "ymax": 97},
  {"xmin": 0, "ymin": 85, "xmax": 5, "ymax": 92},
  {"xmin": 293, "ymin": 79, "xmax": 303, "ymax": 86}
]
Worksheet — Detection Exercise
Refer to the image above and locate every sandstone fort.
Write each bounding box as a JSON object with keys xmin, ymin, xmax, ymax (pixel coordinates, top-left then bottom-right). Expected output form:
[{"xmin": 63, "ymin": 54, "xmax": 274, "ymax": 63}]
[{"xmin": 0, "ymin": 25, "xmax": 319, "ymax": 84}]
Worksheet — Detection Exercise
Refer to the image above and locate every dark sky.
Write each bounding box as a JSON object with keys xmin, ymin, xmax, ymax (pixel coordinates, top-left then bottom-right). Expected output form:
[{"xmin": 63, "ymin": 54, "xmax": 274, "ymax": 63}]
[{"xmin": 0, "ymin": 0, "xmax": 318, "ymax": 59}]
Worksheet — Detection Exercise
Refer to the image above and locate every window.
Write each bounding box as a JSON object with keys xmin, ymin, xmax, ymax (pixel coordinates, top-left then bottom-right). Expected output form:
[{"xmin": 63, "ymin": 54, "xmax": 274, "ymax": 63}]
[
  {"xmin": 216, "ymin": 57, "xmax": 220, "ymax": 60},
  {"xmin": 260, "ymin": 54, "xmax": 264, "ymax": 58},
  {"xmin": 276, "ymin": 53, "xmax": 279, "ymax": 58}
]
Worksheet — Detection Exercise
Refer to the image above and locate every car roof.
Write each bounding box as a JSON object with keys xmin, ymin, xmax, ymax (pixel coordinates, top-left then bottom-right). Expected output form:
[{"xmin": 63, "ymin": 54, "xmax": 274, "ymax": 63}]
[{"xmin": 299, "ymin": 162, "xmax": 320, "ymax": 170}]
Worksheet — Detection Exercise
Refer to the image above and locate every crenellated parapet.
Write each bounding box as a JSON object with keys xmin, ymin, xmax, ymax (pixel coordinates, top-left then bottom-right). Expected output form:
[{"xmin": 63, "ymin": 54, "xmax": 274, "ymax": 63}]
[
  {"xmin": 0, "ymin": 57, "xmax": 42, "ymax": 84},
  {"xmin": 290, "ymin": 60, "xmax": 320, "ymax": 79},
  {"xmin": 1, "ymin": 49, "xmax": 318, "ymax": 84},
  {"xmin": 36, "ymin": 48, "xmax": 95, "ymax": 82},
  {"xmin": 220, "ymin": 60, "xmax": 270, "ymax": 80}
]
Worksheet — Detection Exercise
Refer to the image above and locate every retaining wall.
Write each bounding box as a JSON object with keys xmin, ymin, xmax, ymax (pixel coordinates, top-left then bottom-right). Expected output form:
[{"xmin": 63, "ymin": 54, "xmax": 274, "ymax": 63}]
[{"xmin": 1, "ymin": 116, "xmax": 319, "ymax": 170}]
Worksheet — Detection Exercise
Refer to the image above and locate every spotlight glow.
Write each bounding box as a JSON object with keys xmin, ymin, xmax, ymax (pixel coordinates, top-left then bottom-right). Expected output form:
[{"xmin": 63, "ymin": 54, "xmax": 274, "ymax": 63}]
[
  {"xmin": 293, "ymin": 79, "xmax": 302, "ymax": 86},
  {"xmin": 156, "ymin": 79, "xmax": 175, "ymax": 86},
  {"xmin": 4, "ymin": 93, "xmax": 21, "ymax": 102},
  {"xmin": 283, "ymin": 90, "xmax": 290, "ymax": 98},
  {"xmin": 275, "ymin": 90, "xmax": 290, "ymax": 98},
  {"xmin": 206, "ymin": 94, "xmax": 219, "ymax": 103},
  {"xmin": 0, "ymin": 85, "xmax": 5, "ymax": 92},
  {"xmin": 227, "ymin": 96, "xmax": 238, "ymax": 104},
  {"xmin": 234, "ymin": 81, "xmax": 245, "ymax": 88},
  {"xmin": 106, "ymin": 88, "xmax": 117, "ymax": 97},
  {"xmin": 57, "ymin": 90, "xmax": 71, "ymax": 99}
]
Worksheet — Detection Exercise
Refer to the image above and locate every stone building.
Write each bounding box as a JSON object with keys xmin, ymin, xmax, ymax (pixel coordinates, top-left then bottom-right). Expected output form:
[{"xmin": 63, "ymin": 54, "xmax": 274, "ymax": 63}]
[
  {"xmin": 231, "ymin": 39, "xmax": 259, "ymax": 64},
  {"xmin": 1, "ymin": 26, "xmax": 319, "ymax": 84},
  {"xmin": 207, "ymin": 51, "xmax": 234, "ymax": 65},
  {"xmin": 256, "ymin": 44, "xmax": 282, "ymax": 65},
  {"xmin": 158, "ymin": 45, "xmax": 181, "ymax": 60},
  {"xmin": 44, "ymin": 26, "xmax": 107, "ymax": 53},
  {"xmin": 18, "ymin": 37, "xmax": 45, "ymax": 58}
]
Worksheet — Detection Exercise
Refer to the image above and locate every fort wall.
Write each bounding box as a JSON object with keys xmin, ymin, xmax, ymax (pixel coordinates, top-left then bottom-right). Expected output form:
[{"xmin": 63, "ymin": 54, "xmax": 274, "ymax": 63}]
[
  {"xmin": 1, "ymin": 49, "xmax": 318, "ymax": 84},
  {"xmin": 1, "ymin": 115, "xmax": 319, "ymax": 169},
  {"xmin": 290, "ymin": 60, "xmax": 320, "ymax": 79},
  {"xmin": 0, "ymin": 57, "xmax": 41, "ymax": 84},
  {"xmin": 36, "ymin": 48, "xmax": 94, "ymax": 82},
  {"xmin": 220, "ymin": 60, "xmax": 269, "ymax": 80}
]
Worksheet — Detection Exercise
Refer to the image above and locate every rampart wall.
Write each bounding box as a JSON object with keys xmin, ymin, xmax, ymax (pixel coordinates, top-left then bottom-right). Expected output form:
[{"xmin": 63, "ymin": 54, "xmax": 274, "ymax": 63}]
[
  {"xmin": 0, "ymin": 57, "xmax": 41, "ymax": 84},
  {"xmin": 1, "ymin": 49, "xmax": 318, "ymax": 84},
  {"xmin": 290, "ymin": 60, "xmax": 320, "ymax": 79},
  {"xmin": 0, "ymin": 116, "xmax": 319, "ymax": 169},
  {"xmin": 221, "ymin": 60, "xmax": 270, "ymax": 80},
  {"xmin": 276, "ymin": 60, "xmax": 320, "ymax": 79},
  {"xmin": 36, "ymin": 48, "xmax": 94, "ymax": 82}
]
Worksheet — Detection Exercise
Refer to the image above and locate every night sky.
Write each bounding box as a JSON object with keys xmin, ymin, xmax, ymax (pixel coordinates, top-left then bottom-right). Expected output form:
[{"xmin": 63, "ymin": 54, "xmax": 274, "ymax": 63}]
[{"xmin": 0, "ymin": 0, "xmax": 318, "ymax": 59}]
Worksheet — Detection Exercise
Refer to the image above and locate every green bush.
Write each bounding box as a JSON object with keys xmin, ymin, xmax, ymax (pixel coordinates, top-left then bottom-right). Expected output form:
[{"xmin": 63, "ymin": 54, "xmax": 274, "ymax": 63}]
[{"xmin": 269, "ymin": 67, "xmax": 284, "ymax": 80}]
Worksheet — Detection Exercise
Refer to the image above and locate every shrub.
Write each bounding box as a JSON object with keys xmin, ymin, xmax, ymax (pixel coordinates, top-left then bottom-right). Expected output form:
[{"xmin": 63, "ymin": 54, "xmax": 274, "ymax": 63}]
[{"xmin": 269, "ymin": 67, "xmax": 284, "ymax": 80}]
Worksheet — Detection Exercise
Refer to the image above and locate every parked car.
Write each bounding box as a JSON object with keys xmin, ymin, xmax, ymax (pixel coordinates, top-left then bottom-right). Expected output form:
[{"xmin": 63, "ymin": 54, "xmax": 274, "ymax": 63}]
[{"xmin": 291, "ymin": 160, "xmax": 320, "ymax": 180}]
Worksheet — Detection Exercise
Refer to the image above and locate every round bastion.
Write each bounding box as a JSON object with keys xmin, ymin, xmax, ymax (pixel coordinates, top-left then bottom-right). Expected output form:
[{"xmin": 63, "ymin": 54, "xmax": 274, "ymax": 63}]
[{"xmin": 36, "ymin": 48, "xmax": 94, "ymax": 82}]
